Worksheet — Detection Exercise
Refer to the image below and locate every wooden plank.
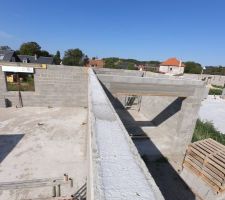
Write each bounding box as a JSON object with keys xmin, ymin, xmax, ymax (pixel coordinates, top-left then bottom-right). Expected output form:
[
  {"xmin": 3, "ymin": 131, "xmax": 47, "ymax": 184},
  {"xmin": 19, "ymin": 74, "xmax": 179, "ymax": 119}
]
[
  {"xmin": 216, "ymin": 151, "xmax": 225, "ymax": 161},
  {"xmin": 201, "ymin": 141, "xmax": 222, "ymax": 154},
  {"xmin": 193, "ymin": 143, "xmax": 212, "ymax": 155},
  {"xmin": 189, "ymin": 151, "xmax": 204, "ymax": 164},
  {"xmin": 188, "ymin": 146, "xmax": 206, "ymax": 159},
  {"xmin": 201, "ymin": 175, "xmax": 220, "ymax": 193},
  {"xmin": 202, "ymin": 170, "xmax": 222, "ymax": 188},
  {"xmin": 196, "ymin": 142, "xmax": 216, "ymax": 154},
  {"xmin": 210, "ymin": 155, "xmax": 225, "ymax": 171},
  {"xmin": 205, "ymin": 162, "xmax": 225, "ymax": 179},
  {"xmin": 183, "ymin": 161, "xmax": 201, "ymax": 175},
  {"xmin": 203, "ymin": 166, "xmax": 224, "ymax": 184},
  {"xmin": 186, "ymin": 154, "xmax": 203, "ymax": 168},
  {"xmin": 204, "ymin": 140, "xmax": 225, "ymax": 159},
  {"xmin": 207, "ymin": 159, "xmax": 225, "ymax": 177},
  {"xmin": 204, "ymin": 140, "xmax": 224, "ymax": 152},
  {"xmin": 191, "ymin": 144, "xmax": 209, "ymax": 157},
  {"xmin": 208, "ymin": 139, "xmax": 225, "ymax": 151},
  {"xmin": 184, "ymin": 157, "xmax": 202, "ymax": 171}
]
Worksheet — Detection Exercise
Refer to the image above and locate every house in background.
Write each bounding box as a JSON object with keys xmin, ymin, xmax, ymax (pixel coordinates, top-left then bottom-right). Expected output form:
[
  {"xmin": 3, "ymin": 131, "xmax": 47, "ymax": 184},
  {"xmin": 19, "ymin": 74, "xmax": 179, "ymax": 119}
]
[
  {"xmin": 0, "ymin": 50, "xmax": 53, "ymax": 64},
  {"xmin": 86, "ymin": 59, "xmax": 104, "ymax": 68},
  {"xmin": 18, "ymin": 54, "xmax": 53, "ymax": 64},
  {"xmin": 0, "ymin": 50, "xmax": 20, "ymax": 62},
  {"xmin": 159, "ymin": 57, "xmax": 185, "ymax": 75}
]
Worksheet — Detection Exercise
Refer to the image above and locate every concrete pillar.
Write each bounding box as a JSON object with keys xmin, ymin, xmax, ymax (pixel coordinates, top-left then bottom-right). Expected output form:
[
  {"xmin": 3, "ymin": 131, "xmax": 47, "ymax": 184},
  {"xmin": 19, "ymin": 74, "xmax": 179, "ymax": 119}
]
[{"xmin": 173, "ymin": 88, "xmax": 204, "ymax": 169}]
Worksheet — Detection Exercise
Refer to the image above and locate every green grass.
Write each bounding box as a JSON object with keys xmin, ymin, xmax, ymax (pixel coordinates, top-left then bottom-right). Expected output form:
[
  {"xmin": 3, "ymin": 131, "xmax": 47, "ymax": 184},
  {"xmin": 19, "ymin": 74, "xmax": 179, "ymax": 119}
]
[
  {"xmin": 7, "ymin": 82, "xmax": 35, "ymax": 91},
  {"xmin": 192, "ymin": 119, "xmax": 225, "ymax": 145},
  {"xmin": 209, "ymin": 88, "xmax": 222, "ymax": 95},
  {"xmin": 212, "ymin": 84, "xmax": 224, "ymax": 89}
]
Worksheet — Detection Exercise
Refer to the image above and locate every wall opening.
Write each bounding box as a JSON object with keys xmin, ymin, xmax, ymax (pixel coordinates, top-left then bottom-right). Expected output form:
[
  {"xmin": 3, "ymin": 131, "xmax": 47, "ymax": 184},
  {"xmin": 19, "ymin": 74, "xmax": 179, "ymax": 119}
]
[{"xmin": 5, "ymin": 72, "xmax": 35, "ymax": 91}]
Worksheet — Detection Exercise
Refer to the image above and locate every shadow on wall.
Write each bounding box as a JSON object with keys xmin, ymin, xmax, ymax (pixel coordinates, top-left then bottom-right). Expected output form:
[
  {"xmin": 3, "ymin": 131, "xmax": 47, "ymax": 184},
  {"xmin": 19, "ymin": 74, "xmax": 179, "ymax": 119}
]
[
  {"xmin": 101, "ymin": 84, "xmax": 195, "ymax": 200},
  {"xmin": 133, "ymin": 97, "xmax": 185, "ymax": 127},
  {"xmin": 0, "ymin": 134, "xmax": 24, "ymax": 163},
  {"xmin": 151, "ymin": 97, "xmax": 185, "ymax": 126}
]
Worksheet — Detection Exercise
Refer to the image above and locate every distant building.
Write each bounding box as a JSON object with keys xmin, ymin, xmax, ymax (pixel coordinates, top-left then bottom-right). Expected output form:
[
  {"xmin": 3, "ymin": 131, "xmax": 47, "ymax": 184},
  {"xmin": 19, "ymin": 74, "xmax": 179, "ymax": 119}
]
[
  {"xmin": 18, "ymin": 55, "xmax": 53, "ymax": 64},
  {"xmin": 159, "ymin": 58, "xmax": 185, "ymax": 75},
  {"xmin": 86, "ymin": 59, "xmax": 104, "ymax": 68},
  {"xmin": 134, "ymin": 64, "xmax": 147, "ymax": 71},
  {"xmin": 0, "ymin": 50, "xmax": 20, "ymax": 62},
  {"xmin": 0, "ymin": 50, "xmax": 53, "ymax": 64}
]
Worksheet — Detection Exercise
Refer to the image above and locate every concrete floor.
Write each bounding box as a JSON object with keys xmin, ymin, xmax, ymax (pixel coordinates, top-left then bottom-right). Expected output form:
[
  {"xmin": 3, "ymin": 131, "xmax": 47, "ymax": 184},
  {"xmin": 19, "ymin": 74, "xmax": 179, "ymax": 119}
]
[{"xmin": 0, "ymin": 107, "xmax": 87, "ymax": 200}]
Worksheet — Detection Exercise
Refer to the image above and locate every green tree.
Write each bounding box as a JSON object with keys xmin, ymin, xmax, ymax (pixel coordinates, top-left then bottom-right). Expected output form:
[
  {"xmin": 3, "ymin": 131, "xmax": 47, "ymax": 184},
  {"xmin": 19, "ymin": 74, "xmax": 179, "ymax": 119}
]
[
  {"xmin": 39, "ymin": 50, "xmax": 51, "ymax": 57},
  {"xmin": 103, "ymin": 57, "xmax": 119, "ymax": 68},
  {"xmin": 184, "ymin": 61, "xmax": 203, "ymax": 74},
  {"xmin": 62, "ymin": 48, "xmax": 85, "ymax": 66},
  {"xmin": 127, "ymin": 63, "xmax": 135, "ymax": 70},
  {"xmin": 19, "ymin": 42, "xmax": 41, "ymax": 56},
  {"xmin": 53, "ymin": 51, "xmax": 61, "ymax": 65},
  {"xmin": 204, "ymin": 66, "xmax": 225, "ymax": 75}
]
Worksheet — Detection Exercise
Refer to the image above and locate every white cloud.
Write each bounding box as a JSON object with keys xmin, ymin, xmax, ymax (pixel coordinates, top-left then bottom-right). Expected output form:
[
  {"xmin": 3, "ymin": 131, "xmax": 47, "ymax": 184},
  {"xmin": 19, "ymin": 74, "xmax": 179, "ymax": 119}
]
[{"xmin": 0, "ymin": 31, "xmax": 13, "ymax": 39}]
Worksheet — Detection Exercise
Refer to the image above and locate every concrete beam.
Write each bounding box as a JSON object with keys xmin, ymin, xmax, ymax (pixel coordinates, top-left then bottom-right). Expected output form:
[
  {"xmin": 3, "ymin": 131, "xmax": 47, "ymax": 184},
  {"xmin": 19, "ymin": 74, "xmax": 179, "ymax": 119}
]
[
  {"xmin": 87, "ymin": 69, "xmax": 164, "ymax": 200},
  {"xmin": 97, "ymin": 74, "xmax": 204, "ymax": 97}
]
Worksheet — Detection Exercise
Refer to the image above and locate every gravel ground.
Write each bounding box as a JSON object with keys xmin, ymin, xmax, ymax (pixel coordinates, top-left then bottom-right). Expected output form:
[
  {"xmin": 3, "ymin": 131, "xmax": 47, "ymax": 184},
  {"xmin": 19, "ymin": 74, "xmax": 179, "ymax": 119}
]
[{"xmin": 199, "ymin": 95, "xmax": 225, "ymax": 134}]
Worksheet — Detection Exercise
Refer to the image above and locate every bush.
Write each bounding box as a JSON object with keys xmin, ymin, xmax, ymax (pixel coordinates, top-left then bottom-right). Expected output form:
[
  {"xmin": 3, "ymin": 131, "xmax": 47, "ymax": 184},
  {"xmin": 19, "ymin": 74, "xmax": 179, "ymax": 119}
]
[
  {"xmin": 192, "ymin": 119, "xmax": 225, "ymax": 145},
  {"xmin": 209, "ymin": 88, "xmax": 222, "ymax": 95},
  {"xmin": 212, "ymin": 84, "xmax": 224, "ymax": 89}
]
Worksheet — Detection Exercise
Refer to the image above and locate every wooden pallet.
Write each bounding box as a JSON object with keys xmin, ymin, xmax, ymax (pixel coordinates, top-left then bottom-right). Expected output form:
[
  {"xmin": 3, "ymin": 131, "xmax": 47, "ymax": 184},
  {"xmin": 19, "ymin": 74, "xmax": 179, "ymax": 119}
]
[{"xmin": 183, "ymin": 138, "xmax": 225, "ymax": 194}]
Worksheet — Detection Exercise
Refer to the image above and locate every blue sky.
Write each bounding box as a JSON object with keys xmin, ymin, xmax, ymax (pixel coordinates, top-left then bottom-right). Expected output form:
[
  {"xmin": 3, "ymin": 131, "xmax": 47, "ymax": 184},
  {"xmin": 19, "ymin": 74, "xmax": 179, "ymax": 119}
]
[{"xmin": 0, "ymin": 0, "xmax": 225, "ymax": 66}]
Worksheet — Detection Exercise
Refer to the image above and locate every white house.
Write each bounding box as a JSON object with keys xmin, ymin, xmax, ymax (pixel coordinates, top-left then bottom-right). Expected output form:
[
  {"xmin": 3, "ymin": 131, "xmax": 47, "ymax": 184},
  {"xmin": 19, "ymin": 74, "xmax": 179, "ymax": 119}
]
[{"xmin": 159, "ymin": 58, "xmax": 185, "ymax": 75}]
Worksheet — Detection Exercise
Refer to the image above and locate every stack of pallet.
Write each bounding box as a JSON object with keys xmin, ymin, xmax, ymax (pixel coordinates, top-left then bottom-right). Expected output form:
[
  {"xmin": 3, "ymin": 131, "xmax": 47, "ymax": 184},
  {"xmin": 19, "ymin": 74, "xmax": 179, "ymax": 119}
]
[{"xmin": 183, "ymin": 138, "xmax": 225, "ymax": 194}]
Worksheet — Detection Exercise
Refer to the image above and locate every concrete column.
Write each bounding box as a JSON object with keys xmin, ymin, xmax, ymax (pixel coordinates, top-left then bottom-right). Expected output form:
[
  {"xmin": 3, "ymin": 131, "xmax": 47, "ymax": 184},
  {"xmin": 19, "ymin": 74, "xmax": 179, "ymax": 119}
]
[{"xmin": 173, "ymin": 88, "xmax": 204, "ymax": 169}]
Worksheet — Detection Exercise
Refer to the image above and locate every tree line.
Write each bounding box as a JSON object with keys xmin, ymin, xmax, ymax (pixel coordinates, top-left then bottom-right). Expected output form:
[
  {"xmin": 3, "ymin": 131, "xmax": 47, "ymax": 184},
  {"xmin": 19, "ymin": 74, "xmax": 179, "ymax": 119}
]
[
  {"xmin": 1, "ymin": 43, "xmax": 225, "ymax": 75},
  {"xmin": 0, "ymin": 42, "xmax": 88, "ymax": 66}
]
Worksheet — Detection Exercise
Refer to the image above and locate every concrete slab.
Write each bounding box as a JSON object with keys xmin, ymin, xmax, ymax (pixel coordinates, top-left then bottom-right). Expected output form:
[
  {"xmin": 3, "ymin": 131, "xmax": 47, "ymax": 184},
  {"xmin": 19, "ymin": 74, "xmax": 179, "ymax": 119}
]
[{"xmin": 0, "ymin": 107, "xmax": 87, "ymax": 200}]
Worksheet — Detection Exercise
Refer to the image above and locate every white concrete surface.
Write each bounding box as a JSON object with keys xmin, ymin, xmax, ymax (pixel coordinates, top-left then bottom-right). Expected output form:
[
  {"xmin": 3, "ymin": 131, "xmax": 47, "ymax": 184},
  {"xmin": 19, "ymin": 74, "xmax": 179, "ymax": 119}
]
[
  {"xmin": 0, "ymin": 107, "xmax": 87, "ymax": 200},
  {"xmin": 199, "ymin": 95, "xmax": 225, "ymax": 134},
  {"xmin": 88, "ymin": 69, "xmax": 164, "ymax": 200}
]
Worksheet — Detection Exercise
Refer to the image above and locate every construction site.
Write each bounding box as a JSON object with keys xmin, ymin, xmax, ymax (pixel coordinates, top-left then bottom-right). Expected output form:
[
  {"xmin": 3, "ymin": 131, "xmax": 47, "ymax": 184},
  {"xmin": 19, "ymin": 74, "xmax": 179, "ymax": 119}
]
[{"xmin": 0, "ymin": 63, "xmax": 225, "ymax": 200}]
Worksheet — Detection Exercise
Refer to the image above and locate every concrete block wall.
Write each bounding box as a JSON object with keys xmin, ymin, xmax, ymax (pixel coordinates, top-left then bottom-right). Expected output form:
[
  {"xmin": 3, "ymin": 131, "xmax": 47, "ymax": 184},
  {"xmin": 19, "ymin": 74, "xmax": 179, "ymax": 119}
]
[
  {"xmin": 183, "ymin": 73, "xmax": 225, "ymax": 86},
  {"xmin": 0, "ymin": 64, "xmax": 88, "ymax": 107},
  {"xmin": 0, "ymin": 68, "xmax": 6, "ymax": 107}
]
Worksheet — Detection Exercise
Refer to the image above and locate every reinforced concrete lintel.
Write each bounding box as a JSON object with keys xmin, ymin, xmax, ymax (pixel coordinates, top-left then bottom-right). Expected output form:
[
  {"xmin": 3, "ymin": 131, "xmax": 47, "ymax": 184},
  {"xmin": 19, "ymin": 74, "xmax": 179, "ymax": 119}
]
[{"xmin": 97, "ymin": 74, "xmax": 204, "ymax": 97}]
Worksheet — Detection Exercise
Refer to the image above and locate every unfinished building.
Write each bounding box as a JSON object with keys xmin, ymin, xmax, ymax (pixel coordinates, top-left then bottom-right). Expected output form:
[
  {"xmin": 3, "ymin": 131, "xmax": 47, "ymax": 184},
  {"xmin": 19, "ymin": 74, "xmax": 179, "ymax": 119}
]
[{"xmin": 0, "ymin": 63, "xmax": 207, "ymax": 200}]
